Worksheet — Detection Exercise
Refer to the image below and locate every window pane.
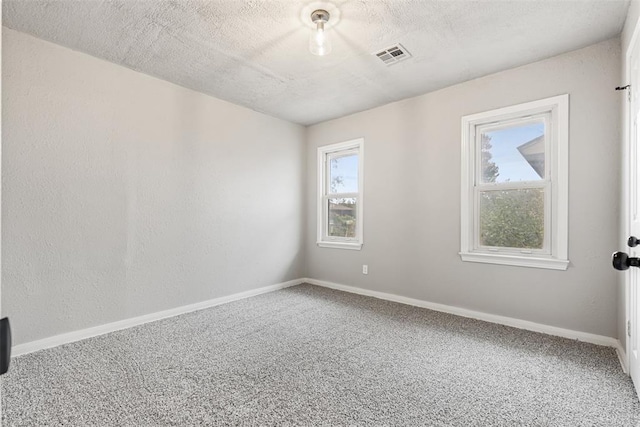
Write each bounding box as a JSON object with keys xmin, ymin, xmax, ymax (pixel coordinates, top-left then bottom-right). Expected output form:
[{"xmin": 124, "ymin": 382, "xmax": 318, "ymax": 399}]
[
  {"xmin": 329, "ymin": 154, "xmax": 358, "ymax": 193},
  {"xmin": 328, "ymin": 198, "xmax": 357, "ymax": 238},
  {"xmin": 479, "ymin": 188, "xmax": 544, "ymax": 249},
  {"xmin": 480, "ymin": 121, "xmax": 545, "ymax": 184}
]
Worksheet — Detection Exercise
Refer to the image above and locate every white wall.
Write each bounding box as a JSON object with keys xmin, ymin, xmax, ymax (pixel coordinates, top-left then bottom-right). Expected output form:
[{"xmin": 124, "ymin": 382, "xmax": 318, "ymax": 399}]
[
  {"xmin": 306, "ymin": 39, "xmax": 621, "ymax": 338},
  {"xmin": 2, "ymin": 28, "xmax": 306, "ymax": 345}
]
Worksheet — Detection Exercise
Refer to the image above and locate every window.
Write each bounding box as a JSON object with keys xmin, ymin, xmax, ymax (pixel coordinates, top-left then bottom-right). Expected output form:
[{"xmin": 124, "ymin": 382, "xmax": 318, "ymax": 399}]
[
  {"xmin": 317, "ymin": 138, "xmax": 364, "ymax": 250},
  {"xmin": 460, "ymin": 95, "xmax": 569, "ymax": 270}
]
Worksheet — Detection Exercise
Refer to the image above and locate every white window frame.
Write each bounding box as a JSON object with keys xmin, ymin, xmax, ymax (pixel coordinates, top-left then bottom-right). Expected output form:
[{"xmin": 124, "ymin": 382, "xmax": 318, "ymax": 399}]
[
  {"xmin": 460, "ymin": 95, "xmax": 569, "ymax": 270},
  {"xmin": 317, "ymin": 138, "xmax": 364, "ymax": 250}
]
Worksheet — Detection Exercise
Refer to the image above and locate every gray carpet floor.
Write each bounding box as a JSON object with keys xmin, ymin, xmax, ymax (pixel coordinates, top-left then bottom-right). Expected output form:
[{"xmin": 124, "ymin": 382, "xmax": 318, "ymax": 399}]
[{"xmin": 2, "ymin": 284, "xmax": 639, "ymax": 426}]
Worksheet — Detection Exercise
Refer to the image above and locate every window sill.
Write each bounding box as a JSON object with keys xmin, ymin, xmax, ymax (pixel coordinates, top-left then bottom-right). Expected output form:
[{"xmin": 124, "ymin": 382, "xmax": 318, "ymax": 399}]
[
  {"xmin": 459, "ymin": 252, "xmax": 569, "ymax": 270},
  {"xmin": 317, "ymin": 241, "xmax": 363, "ymax": 251}
]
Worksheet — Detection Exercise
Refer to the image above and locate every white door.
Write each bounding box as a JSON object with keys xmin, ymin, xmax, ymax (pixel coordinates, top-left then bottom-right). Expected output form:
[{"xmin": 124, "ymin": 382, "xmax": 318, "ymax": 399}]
[
  {"xmin": 0, "ymin": 0, "xmax": 4, "ymax": 419},
  {"xmin": 626, "ymin": 30, "xmax": 640, "ymax": 393},
  {"xmin": 0, "ymin": 0, "xmax": 4, "ymax": 418}
]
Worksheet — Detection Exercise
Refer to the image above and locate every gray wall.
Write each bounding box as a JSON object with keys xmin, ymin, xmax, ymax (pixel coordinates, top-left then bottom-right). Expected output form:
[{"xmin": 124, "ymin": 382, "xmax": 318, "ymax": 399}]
[
  {"xmin": 306, "ymin": 39, "xmax": 622, "ymax": 338},
  {"xmin": 2, "ymin": 28, "xmax": 306, "ymax": 345}
]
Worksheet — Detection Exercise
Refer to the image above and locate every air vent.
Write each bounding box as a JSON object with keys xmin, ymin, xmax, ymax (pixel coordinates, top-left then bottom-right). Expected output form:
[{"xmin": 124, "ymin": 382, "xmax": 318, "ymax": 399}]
[{"xmin": 374, "ymin": 44, "xmax": 411, "ymax": 66}]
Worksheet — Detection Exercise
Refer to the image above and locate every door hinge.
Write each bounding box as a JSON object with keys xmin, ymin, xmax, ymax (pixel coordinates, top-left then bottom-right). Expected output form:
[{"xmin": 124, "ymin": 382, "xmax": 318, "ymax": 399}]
[{"xmin": 628, "ymin": 320, "xmax": 632, "ymax": 337}]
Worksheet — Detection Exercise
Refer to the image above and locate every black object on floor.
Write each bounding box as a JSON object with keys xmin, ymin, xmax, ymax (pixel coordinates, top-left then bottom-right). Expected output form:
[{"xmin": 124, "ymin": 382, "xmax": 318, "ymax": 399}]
[{"xmin": 0, "ymin": 317, "xmax": 11, "ymax": 375}]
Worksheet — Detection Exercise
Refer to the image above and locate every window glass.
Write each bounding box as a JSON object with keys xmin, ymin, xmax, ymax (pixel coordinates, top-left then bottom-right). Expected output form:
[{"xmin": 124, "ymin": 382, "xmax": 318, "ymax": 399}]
[
  {"xmin": 479, "ymin": 121, "xmax": 545, "ymax": 184},
  {"xmin": 329, "ymin": 154, "xmax": 358, "ymax": 193},
  {"xmin": 328, "ymin": 198, "xmax": 357, "ymax": 238},
  {"xmin": 479, "ymin": 188, "xmax": 545, "ymax": 249}
]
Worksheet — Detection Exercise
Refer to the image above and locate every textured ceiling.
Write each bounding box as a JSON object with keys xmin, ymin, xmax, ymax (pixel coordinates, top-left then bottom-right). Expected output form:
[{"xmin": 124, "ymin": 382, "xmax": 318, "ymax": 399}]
[{"xmin": 3, "ymin": 0, "xmax": 631, "ymax": 125}]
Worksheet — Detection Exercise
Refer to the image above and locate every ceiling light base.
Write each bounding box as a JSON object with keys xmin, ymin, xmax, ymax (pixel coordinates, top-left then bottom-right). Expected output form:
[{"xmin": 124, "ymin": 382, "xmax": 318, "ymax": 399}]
[
  {"xmin": 311, "ymin": 9, "xmax": 330, "ymax": 24},
  {"xmin": 301, "ymin": 2, "xmax": 340, "ymax": 30}
]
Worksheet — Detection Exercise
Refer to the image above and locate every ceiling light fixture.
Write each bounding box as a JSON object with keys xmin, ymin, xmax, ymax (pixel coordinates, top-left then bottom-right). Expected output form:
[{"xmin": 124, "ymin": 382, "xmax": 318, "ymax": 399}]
[{"xmin": 309, "ymin": 9, "xmax": 331, "ymax": 56}]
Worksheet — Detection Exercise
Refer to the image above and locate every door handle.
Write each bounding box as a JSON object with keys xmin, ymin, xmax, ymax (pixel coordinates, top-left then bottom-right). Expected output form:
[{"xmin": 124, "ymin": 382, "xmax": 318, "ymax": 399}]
[
  {"xmin": 613, "ymin": 236, "xmax": 640, "ymax": 270},
  {"xmin": 613, "ymin": 251, "xmax": 640, "ymax": 271}
]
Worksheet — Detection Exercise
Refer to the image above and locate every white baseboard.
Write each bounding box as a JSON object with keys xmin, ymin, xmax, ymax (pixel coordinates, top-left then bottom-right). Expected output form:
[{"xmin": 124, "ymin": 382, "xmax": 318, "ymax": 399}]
[
  {"xmin": 616, "ymin": 340, "xmax": 629, "ymax": 374},
  {"xmin": 12, "ymin": 278, "xmax": 303, "ymax": 357},
  {"xmin": 303, "ymin": 278, "xmax": 620, "ymax": 349},
  {"xmin": 13, "ymin": 276, "xmax": 627, "ymax": 375}
]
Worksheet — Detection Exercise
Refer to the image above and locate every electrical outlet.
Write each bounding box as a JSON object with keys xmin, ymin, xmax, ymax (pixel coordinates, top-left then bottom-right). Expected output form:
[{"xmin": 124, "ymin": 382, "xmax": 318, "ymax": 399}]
[{"xmin": 362, "ymin": 265, "xmax": 368, "ymax": 275}]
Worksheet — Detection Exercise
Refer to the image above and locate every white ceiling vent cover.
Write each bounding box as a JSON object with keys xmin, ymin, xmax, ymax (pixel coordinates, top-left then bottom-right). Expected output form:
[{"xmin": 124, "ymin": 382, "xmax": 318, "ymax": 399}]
[{"xmin": 374, "ymin": 44, "xmax": 411, "ymax": 66}]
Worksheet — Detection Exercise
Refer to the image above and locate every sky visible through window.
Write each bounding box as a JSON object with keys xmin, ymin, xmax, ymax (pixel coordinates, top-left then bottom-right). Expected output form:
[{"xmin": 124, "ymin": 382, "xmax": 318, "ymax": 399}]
[
  {"xmin": 330, "ymin": 154, "xmax": 358, "ymax": 193},
  {"xmin": 484, "ymin": 121, "xmax": 545, "ymax": 183}
]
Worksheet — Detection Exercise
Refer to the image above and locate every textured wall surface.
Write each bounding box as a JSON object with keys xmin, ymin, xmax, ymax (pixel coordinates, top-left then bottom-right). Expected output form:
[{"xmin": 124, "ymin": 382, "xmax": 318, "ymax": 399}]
[
  {"xmin": 2, "ymin": 28, "xmax": 306, "ymax": 345},
  {"xmin": 306, "ymin": 39, "xmax": 622, "ymax": 338}
]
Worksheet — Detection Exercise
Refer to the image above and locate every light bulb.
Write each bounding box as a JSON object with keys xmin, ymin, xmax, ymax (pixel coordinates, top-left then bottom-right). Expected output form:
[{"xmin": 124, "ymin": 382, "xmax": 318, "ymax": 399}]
[{"xmin": 309, "ymin": 10, "xmax": 331, "ymax": 56}]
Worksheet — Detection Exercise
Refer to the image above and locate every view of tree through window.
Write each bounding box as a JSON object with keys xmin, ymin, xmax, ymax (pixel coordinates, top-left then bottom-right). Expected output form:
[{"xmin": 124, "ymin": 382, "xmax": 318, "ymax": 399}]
[
  {"xmin": 479, "ymin": 189, "xmax": 544, "ymax": 249},
  {"xmin": 328, "ymin": 154, "xmax": 358, "ymax": 238},
  {"xmin": 479, "ymin": 122, "xmax": 546, "ymax": 249},
  {"xmin": 328, "ymin": 198, "xmax": 357, "ymax": 237}
]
